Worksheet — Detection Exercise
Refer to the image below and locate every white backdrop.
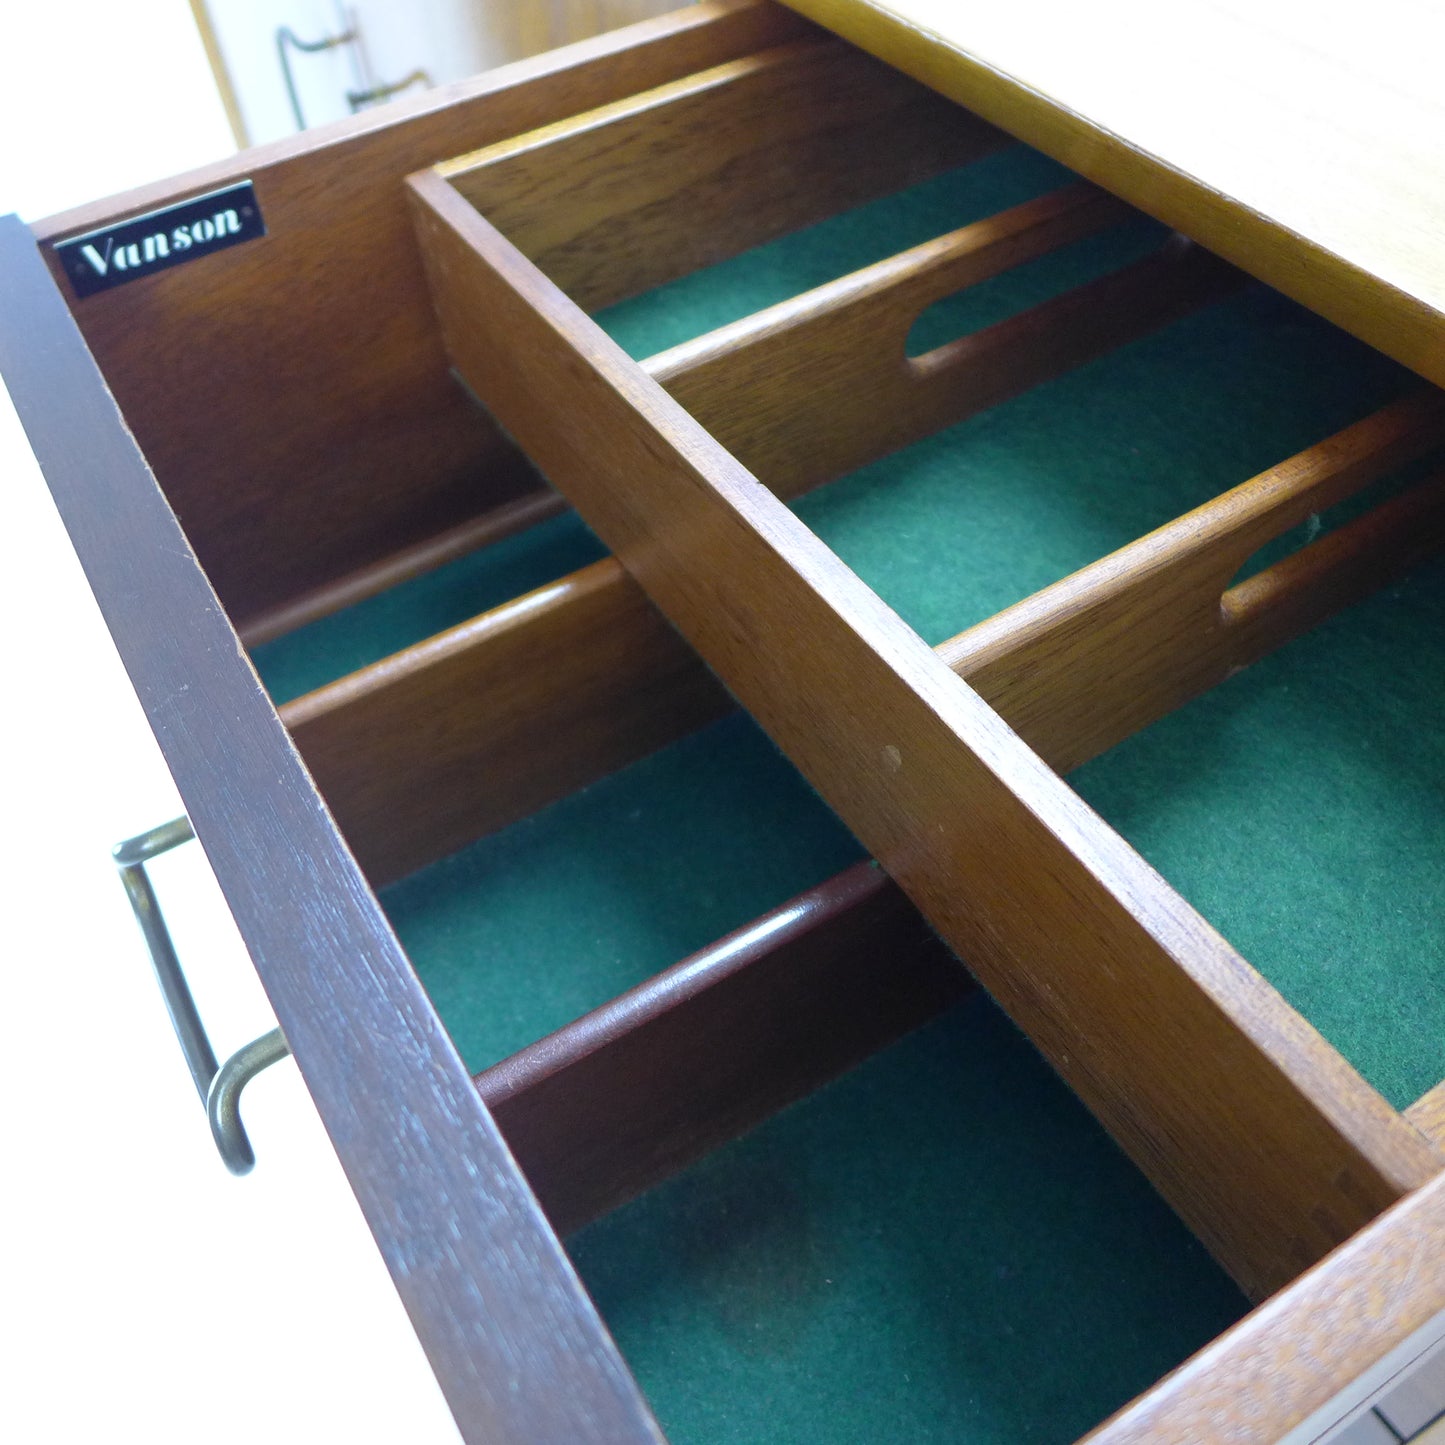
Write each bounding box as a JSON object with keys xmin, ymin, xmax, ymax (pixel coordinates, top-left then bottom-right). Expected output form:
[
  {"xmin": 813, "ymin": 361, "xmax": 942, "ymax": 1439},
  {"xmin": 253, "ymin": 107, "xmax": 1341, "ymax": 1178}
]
[{"xmin": 0, "ymin": 3, "xmax": 460, "ymax": 1439}]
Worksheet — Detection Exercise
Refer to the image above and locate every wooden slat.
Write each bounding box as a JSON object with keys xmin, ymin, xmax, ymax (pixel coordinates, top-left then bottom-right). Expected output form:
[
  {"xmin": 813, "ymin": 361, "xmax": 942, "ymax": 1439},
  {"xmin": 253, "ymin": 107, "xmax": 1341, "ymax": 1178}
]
[
  {"xmin": 478, "ymin": 863, "xmax": 969, "ymax": 1235},
  {"xmin": 31, "ymin": 0, "xmax": 815, "ymax": 628},
  {"xmin": 282, "ymin": 558, "xmax": 730, "ymax": 886},
  {"xmin": 939, "ymin": 391, "xmax": 1445, "ymax": 772},
  {"xmin": 442, "ymin": 35, "xmax": 1008, "ymax": 310},
  {"xmin": 1084, "ymin": 1171, "xmax": 1445, "ymax": 1445},
  {"xmin": 408, "ymin": 166, "xmax": 1441, "ymax": 1298},
  {"xmin": 655, "ymin": 192, "xmax": 1243, "ymax": 496},
  {"xmin": 286, "ymin": 214, "xmax": 1239, "ymax": 885},
  {"xmin": 240, "ymin": 488, "xmax": 569, "ymax": 648}
]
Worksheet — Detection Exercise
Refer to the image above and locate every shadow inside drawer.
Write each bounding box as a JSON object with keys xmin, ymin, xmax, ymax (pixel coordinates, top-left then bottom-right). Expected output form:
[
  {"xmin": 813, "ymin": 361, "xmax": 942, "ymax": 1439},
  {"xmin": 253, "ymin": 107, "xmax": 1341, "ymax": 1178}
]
[{"xmin": 570, "ymin": 993, "xmax": 1247, "ymax": 1445}]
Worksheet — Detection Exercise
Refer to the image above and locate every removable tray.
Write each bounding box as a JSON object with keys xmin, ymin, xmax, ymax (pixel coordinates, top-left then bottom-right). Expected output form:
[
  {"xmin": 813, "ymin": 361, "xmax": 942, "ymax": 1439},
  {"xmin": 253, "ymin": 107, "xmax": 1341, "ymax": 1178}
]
[{"xmin": 401, "ymin": 28, "xmax": 1445, "ymax": 1303}]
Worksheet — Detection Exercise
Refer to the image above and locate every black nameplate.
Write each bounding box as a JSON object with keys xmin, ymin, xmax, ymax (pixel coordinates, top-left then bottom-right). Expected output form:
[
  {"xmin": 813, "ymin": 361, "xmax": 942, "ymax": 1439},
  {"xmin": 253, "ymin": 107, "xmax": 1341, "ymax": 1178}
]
[{"xmin": 54, "ymin": 182, "xmax": 265, "ymax": 298}]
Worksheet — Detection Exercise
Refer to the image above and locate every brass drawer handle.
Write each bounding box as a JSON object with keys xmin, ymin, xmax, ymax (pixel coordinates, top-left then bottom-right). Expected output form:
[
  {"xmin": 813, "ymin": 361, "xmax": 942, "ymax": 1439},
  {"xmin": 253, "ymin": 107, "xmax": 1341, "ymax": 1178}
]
[{"xmin": 113, "ymin": 817, "xmax": 290, "ymax": 1174}]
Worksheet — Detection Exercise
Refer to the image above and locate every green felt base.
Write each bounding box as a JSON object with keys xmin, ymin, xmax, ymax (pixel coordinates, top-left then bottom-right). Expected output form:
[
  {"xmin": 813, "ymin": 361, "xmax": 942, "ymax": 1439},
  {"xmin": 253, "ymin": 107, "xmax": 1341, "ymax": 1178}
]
[
  {"xmin": 1071, "ymin": 554, "xmax": 1445, "ymax": 1110},
  {"xmin": 571, "ymin": 994, "xmax": 1247, "ymax": 1444},
  {"xmin": 383, "ymin": 711, "xmax": 865, "ymax": 1074},
  {"xmin": 252, "ymin": 509, "xmax": 607, "ymax": 706},
  {"xmin": 250, "ymin": 146, "xmax": 1438, "ymax": 1426}
]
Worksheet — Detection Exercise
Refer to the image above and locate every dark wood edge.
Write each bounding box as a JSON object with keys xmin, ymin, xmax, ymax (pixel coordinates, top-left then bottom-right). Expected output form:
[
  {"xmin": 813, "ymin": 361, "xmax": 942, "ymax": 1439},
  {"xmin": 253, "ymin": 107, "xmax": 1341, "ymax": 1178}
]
[
  {"xmin": 1085, "ymin": 1170, "xmax": 1445, "ymax": 1444},
  {"xmin": 478, "ymin": 862, "xmax": 971, "ymax": 1235},
  {"xmin": 0, "ymin": 213, "xmax": 663, "ymax": 1445}
]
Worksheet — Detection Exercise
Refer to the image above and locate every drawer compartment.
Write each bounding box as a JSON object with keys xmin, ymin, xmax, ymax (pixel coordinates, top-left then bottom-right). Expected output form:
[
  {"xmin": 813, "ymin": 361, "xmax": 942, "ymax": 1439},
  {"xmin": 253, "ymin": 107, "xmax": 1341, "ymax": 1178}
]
[
  {"xmin": 402, "ymin": 28, "xmax": 1444, "ymax": 1298},
  {"xmin": 12, "ymin": 4, "xmax": 1445, "ymax": 1439},
  {"xmin": 570, "ymin": 994, "xmax": 1247, "ymax": 1444}
]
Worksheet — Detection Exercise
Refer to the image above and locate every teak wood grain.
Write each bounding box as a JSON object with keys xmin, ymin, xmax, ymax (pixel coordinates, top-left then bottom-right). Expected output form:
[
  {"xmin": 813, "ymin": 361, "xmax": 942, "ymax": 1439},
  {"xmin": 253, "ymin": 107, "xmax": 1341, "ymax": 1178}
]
[
  {"xmin": 286, "ymin": 187, "xmax": 1240, "ymax": 886},
  {"xmin": 0, "ymin": 214, "xmax": 663, "ymax": 1445},
  {"xmin": 652, "ymin": 200, "xmax": 1243, "ymax": 497},
  {"xmin": 477, "ymin": 862, "xmax": 968, "ymax": 1236},
  {"xmin": 31, "ymin": 0, "xmax": 815, "ymax": 630},
  {"xmin": 1085, "ymin": 1170, "xmax": 1445, "ymax": 1444},
  {"xmin": 783, "ymin": 0, "xmax": 1445, "ymax": 391},
  {"xmin": 440, "ymin": 35, "xmax": 1007, "ymax": 311},
  {"xmin": 408, "ymin": 166, "xmax": 1440, "ymax": 1299}
]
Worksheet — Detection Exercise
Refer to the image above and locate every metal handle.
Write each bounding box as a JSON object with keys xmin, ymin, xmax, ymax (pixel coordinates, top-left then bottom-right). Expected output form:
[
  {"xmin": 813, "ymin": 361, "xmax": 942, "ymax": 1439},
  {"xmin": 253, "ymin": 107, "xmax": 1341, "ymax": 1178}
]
[{"xmin": 114, "ymin": 817, "xmax": 289, "ymax": 1174}]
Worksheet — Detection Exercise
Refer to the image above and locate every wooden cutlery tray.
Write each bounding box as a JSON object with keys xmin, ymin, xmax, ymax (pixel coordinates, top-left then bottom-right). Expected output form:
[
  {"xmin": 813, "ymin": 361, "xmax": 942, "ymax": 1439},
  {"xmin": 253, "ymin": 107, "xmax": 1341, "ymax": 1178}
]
[{"xmin": 4, "ymin": 3, "xmax": 1443, "ymax": 1440}]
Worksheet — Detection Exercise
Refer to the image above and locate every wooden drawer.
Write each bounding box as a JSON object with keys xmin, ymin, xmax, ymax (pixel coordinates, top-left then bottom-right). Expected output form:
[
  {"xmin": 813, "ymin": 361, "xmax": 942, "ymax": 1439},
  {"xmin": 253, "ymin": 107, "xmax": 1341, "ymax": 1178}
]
[{"xmin": 3, "ymin": 2, "xmax": 1443, "ymax": 1440}]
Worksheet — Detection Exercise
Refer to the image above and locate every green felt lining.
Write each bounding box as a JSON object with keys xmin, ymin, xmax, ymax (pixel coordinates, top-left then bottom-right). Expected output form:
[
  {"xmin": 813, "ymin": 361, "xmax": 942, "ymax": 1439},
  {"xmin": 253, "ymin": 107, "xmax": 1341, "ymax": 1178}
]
[
  {"xmin": 570, "ymin": 994, "xmax": 1247, "ymax": 1444},
  {"xmin": 260, "ymin": 138, "xmax": 1441, "ymax": 1104},
  {"xmin": 251, "ymin": 507, "xmax": 607, "ymax": 706},
  {"xmin": 383, "ymin": 711, "xmax": 865, "ymax": 1075},
  {"xmin": 247, "ymin": 135, "xmax": 1438, "ymax": 1443},
  {"xmin": 1070, "ymin": 554, "xmax": 1445, "ymax": 1110}
]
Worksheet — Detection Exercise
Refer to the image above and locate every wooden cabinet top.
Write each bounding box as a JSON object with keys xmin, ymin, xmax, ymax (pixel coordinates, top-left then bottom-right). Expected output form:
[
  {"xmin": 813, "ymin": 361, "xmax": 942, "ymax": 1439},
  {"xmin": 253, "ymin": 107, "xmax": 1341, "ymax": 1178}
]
[{"xmin": 786, "ymin": 0, "xmax": 1445, "ymax": 386}]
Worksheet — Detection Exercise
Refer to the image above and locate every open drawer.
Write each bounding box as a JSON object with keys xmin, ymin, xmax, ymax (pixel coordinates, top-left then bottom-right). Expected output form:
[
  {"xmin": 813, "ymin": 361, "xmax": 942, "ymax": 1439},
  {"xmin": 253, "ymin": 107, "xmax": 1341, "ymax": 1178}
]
[{"xmin": 4, "ymin": 1, "xmax": 1443, "ymax": 1440}]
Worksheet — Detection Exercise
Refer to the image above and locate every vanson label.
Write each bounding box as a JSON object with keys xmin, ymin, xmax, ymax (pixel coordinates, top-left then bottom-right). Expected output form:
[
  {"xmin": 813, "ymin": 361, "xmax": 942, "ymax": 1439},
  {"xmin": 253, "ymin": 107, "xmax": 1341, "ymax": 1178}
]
[{"xmin": 54, "ymin": 181, "xmax": 265, "ymax": 298}]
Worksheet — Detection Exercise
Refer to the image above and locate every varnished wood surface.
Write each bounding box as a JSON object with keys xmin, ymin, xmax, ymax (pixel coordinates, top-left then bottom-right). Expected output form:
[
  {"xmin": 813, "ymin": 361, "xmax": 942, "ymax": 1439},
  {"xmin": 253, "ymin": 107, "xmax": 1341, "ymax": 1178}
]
[
  {"xmin": 409, "ymin": 167, "xmax": 1440, "ymax": 1298},
  {"xmin": 654, "ymin": 206, "xmax": 1243, "ymax": 497},
  {"xmin": 941, "ymin": 392, "xmax": 1445, "ymax": 772},
  {"xmin": 1088, "ymin": 1170, "xmax": 1445, "ymax": 1444},
  {"xmin": 0, "ymin": 216, "xmax": 663, "ymax": 1443},
  {"xmin": 282, "ymin": 558, "xmax": 731, "ymax": 887},
  {"xmin": 30, "ymin": 0, "xmax": 813, "ymax": 629},
  {"xmin": 782, "ymin": 0, "xmax": 1445, "ymax": 389},
  {"xmin": 240, "ymin": 488, "xmax": 568, "ymax": 649},
  {"xmin": 288, "ymin": 197, "xmax": 1239, "ymax": 886},
  {"xmin": 442, "ymin": 35, "xmax": 1007, "ymax": 311},
  {"xmin": 478, "ymin": 863, "xmax": 968, "ymax": 1235}
]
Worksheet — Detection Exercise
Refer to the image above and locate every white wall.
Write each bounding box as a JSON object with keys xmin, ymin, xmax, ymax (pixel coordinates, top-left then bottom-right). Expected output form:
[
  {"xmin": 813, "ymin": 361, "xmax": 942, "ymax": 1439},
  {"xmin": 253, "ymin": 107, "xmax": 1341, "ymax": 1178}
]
[{"xmin": 203, "ymin": 0, "xmax": 504, "ymax": 146}]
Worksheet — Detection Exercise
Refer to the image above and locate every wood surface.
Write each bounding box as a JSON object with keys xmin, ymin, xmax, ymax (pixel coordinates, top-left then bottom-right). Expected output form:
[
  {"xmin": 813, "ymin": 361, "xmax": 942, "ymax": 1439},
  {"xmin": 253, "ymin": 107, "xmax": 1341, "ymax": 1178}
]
[
  {"xmin": 0, "ymin": 215, "xmax": 662, "ymax": 1445},
  {"xmin": 288, "ymin": 390, "xmax": 1445, "ymax": 908},
  {"xmin": 490, "ymin": 0, "xmax": 682, "ymax": 65},
  {"xmin": 940, "ymin": 391, "xmax": 1445, "ymax": 771},
  {"xmin": 282, "ymin": 558, "xmax": 731, "ymax": 887},
  {"xmin": 442, "ymin": 35, "xmax": 1008, "ymax": 311},
  {"xmin": 653, "ymin": 201, "xmax": 1243, "ymax": 496},
  {"xmin": 31, "ymin": 0, "xmax": 814, "ymax": 630},
  {"xmin": 288, "ymin": 191, "xmax": 1239, "ymax": 885},
  {"xmin": 408, "ymin": 166, "xmax": 1442, "ymax": 1298},
  {"xmin": 477, "ymin": 862, "xmax": 968, "ymax": 1235},
  {"xmin": 1086, "ymin": 1169, "xmax": 1445, "ymax": 1444},
  {"xmin": 781, "ymin": 0, "xmax": 1445, "ymax": 390},
  {"xmin": 1408, "ymin": 1084, "xmax": 1445, "ymax": 1150},
  {"xmin": 241, "ymin": 488, "xmax": 568, "ymax": 648}
]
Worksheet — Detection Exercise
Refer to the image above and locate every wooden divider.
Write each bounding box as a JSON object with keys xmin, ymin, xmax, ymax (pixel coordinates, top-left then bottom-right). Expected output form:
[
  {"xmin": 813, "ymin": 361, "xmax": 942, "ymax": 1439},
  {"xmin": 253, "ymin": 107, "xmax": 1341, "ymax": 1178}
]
[
  {"xmin": 282, "ymin": 560, "xmax": 731, "ymax": 886},
  {"xmin": 406, "ymin": 163, "xmax": 1440, "ymax": 1299},
  {"xmin": 477, "ymin": 862, "xmax": 968, "ymax": 1235},
  {"xmin": 285, "ymin": 198, "xmax": 1240, "ymax": 884},
  {"xmin": 942, "ymin": 391, "xmax": 1445, "ymax": 771},
  {"xmin": 32, "ymin": 0, "xmax": 816, "ymax": 629},
  {"xmin": 655, "ymin": 197, "xmax": 1244, "ymax": 496},
  {"xmin": 1085, "ymin": 1171, "xmax": 1445, "ymax": 1444},
  {"xmin": 440, "ymin": 36, "xmax": 1008, "ymax": 310}
]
